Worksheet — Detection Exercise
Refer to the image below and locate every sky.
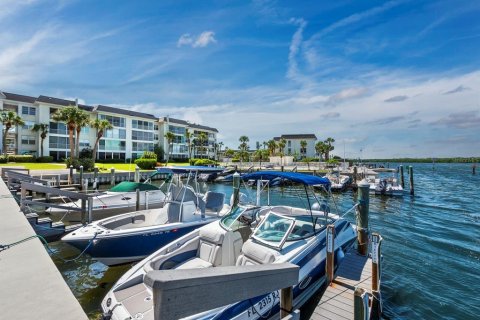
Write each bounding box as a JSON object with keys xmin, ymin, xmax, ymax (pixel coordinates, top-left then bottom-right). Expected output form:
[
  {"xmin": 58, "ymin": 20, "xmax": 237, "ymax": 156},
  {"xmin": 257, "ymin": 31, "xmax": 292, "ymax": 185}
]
[{"xmin": 0, "ymin": 0, "xmax": 479, "ymax": 158}]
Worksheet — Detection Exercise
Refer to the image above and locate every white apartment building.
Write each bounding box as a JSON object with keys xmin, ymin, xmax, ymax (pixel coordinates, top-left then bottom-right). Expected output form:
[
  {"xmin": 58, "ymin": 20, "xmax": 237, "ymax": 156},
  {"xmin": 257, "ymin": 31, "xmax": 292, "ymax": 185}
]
[
  {"xmin": 158, "ymin": 117, "xmax": 218, "ymax": 160},
  {"xmin": 0, "ymin": 92, "xmax": 218, "ymax": 161},
  {"xmin": 273, "ymin": 134, "xmax": 318, "ymax": 158}
]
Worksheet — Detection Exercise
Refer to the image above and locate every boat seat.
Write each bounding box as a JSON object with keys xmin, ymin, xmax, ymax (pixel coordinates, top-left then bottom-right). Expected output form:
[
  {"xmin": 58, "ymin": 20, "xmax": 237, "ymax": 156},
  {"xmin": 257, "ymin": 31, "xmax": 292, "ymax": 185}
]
[
  {"xmin": 236, "ymin": 241, "xmax": 277, "ymax": 266},
  {"xmin": 176, "ymin": 226, "xmax": 224, "ymax": 269},
  {"xmin": 204, "ymin": 191, "xmax": 225, "ymax": 213}
]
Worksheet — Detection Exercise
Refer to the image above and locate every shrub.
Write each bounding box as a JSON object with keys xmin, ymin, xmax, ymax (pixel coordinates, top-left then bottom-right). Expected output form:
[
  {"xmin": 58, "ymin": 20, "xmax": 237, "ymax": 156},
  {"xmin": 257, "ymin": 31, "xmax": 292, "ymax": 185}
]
[
  {"xmin": 65, "ymin": 157, "xmax": 95, "ymax": 171},
  {"xmin": 193, "ymin": 159, "xmax": 217, "ymax": 166},
  {"xmin": 7, "ymin": 155, "xmax": 35, "ymax": 162},
  {"xmin": 141, "ymin": 151, "xmax": 157, "ymax": 159},
  {"xmin": 134, "ymin": 158, "xmax": 157, "ymax": 170},
  {"xmin": 189, "ymin": 158, "xmax": 200, "ymax": 165},
  {"xmin": 36, "ymin": 156, "xmax": 54, "ymax": 163},
  {"xmin": 79, "ymin": 148, "xmax": 93, "ymax": 159},
  {"xmin": 153, "ymin": 145, "xmax": 164, "ymax": 162},
  {"xmin": 231, "ymin": 158, "xmax": 240, "ymax": 163},
  {"xmin": 96, "ymin": 159, "xmax": 127, "ymax": 164},
  {"xmin": 0, "ymin": 156, "xmax": 7, "ymax": 164}
]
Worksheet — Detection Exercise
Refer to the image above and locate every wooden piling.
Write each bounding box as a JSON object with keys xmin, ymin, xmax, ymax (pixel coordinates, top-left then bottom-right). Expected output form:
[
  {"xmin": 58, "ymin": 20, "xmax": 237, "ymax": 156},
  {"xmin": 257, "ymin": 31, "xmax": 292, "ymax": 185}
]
[
  {"xmin": 136, "ymin": 188, "xmax": 140, "ymax": 211},
  {"xmin": 326, "ymin": 225, "xmax": 335, "ymax": 286},
  {"xmin": 232, "ymin": 172, "xmax": 241, "ymax": 208},
  {"xmin": 280, "ymin": 287, "xmax": 293, "ymax": 318},
  {"xmin": 110, "ymin": 168, "xmax": 115, "ymax": 186},
  {"xmin": 353, "ymin": 287, "xmax": 369, "ymax": 320},
  {"xmin": 357, "ymin": 180, "xmax": 370, "ymax": 256},
  {"xmin": 353, "ymin": 166, "xmax": 358, "ymax": 185},
  {"xmin": 81, "ymin": 199, "xmax": 87, "ymax": 225},
  {"xmin": 69, "ymin": 165, "xmax": 73, "ymax": 184},
  {"xmin": 472, "ymin": 163, "xmax": 476, "ymax": 175},
  {"xmin": 399, "ymin": 165, "xmax": 405, "ymax": 189},
  {"xmin": 87, "ymin": 198, "xmax": 93, "ymax": 223},
  {"xmin": 409, "ymin": 166, "xmax": 414, "ymax": 195},
  {"xmin": 79, "ymin": 166, "xmax": 84, "ymax": 190}
]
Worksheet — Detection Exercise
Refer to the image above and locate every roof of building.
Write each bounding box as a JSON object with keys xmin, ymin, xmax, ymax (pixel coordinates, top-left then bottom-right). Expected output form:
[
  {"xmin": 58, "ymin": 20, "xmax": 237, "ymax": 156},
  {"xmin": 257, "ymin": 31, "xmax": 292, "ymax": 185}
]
[
  {"xmin": 36, "ymin": 95, "xmax": 93, "ymax": 111},
  {"xmin": 94, "ymin": 105, "xmax": 157, "ymax": 120},
  {"xmin": 274, "ymin": 134, "xmax": 317, "ymax": 140},
  {"xmin": 1, "ymin": 92, "xmax": 37, "ymax": 104},
  {"xmin": 160, "ymin": 116, "xmax": 218, "ymax": 132}
]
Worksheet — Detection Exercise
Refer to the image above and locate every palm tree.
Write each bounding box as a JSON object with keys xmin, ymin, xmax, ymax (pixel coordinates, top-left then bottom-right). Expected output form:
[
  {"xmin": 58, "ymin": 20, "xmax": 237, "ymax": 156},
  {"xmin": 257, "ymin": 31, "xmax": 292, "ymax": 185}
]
[
  {"xmin": 277, "ymin": 138, "xmax": 286, "ymax": 165},
  {"xmin": 262, "ymin": 141, "xmax": 267, "ymax": 150},
  {"xmin": 300, "ymin": 140, "xmax": 307, "ymax": 158},
  {"xmin": 52, "ymin": 106, "xmax": 87, "ymax": 160},
  {"xmin": 1, "ymin": 111, "xmax": 25, "ymax": 156},
  {"xmin": 217, "ymin": 141, "xmax": 224, "ymax": 161},
  {"xmin": 74, "ymin": 111, "xmax": 91, "ymax": 157},
  {"xmin": 164, "ymin": 132, "xmax": 175, "ymax": 165},
  {"xmin": 197, "ymin": 132, "xmax": 208, "ymax": 159},
  {"xmin": 32, "ymin": 124, "xmax": 49, "ymax": 157},
  {"xmin": 324, "ymin": 137, "xmax": 335, "ymax": 161},
  {"xmin": 91, "ymin": 119, "xmax": 113, "ymax": 162},
  {"xmin": 267, "ymin": 140, "xmax": 277, "ymax": 156},
  {"xmin": 315, "ymin": 141, "xmax": 326, "ymax": 161},
  {"xmin": 238, "ymin": 135, "xmax": 249, "ymax": 162}
]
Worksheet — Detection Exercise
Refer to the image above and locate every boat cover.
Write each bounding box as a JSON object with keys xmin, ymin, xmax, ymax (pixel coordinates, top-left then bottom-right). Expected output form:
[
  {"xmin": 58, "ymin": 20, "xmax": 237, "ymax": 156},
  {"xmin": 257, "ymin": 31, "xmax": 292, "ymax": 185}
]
[
  {"xmin": 242, "ymin": 171, "xmax": 331, "ymax": 187},
  {"xmin": 110, "ymin": 181, "xmax": 160, "ymax": 192}
]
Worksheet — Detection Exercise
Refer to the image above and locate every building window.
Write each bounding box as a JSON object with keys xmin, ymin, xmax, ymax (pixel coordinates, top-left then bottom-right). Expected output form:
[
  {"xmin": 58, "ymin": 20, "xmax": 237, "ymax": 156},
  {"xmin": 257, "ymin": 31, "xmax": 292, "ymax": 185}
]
[
  {"xmin": 99, "ymin": 140, "xmax": 126, "ymax": 151},
  {"xmin": 104, "ymin": 128, "xmax": 126, "ymax": 139},
  {"xmin": 288, "ymin": 140, "xmax": 291, "ymax": 147},
  {"xmin": 169, "ymin": 125, "xmax": 186, "ymax": 135},
  {"xmin": 132, "ymin": 130, "xmax": 154, "ymax": 141},
  {"xmin": 22, "ymin": 121, "xmax": 35, "ymax": 130},
  {"xmin": 132, "ymin": 142, "xmax": 154, "ymax": 152},
  {"xmin": 50, "ymin": 122, "xmax": 68, "ymax": 135},
  {"xmin": 49, "ymin": 136, "xmax": 69, "ymax": 149},
  {"xmin": 132, "ymin": 120, "xmax": 154, "ymax": 131},
  {"xmin": 22, "ymin": 106, "xmax": 36, "ymax": 116},
  {"xmin": 99, "ymin": 114, "xmax": 126, "ymax": 127},
  {"xmin": 21, "ymin": 136, "xmax": 36, "ymax": 145}
]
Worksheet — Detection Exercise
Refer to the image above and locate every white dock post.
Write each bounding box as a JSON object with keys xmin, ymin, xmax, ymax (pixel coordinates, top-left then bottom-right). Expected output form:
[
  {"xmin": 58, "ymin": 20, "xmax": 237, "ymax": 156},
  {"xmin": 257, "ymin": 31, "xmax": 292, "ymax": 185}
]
[
  {"xmin": 145, "ymin": 191, "xmax": 149, "ymax": 210},
  {"xmin": 135, "ymin": 166, "xmax": 140, "ymax": 182},
  {"xmin": 110, "ymin": 168, "xmax": 115, "ymax": 186},
  {"xmin": 87, "ymin": 197, "xmax": 93, "ymax": 223},
  {"xmin": 354, "ymin": 287, "xmax": 369, "ymax": 320},
  {"xmin": 326, "ymin": 224, "xmax": 335, "ymax": 286}
]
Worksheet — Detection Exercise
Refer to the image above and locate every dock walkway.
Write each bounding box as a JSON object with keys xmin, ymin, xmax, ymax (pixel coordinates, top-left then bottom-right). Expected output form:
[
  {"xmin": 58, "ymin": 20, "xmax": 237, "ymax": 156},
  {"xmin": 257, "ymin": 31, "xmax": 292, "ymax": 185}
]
[
  {"xmin": 311, "ymin": 249, "xmax": 372, "ymax": 320},
  {"xmin": 0, "ymin": 179, "xmax": 87, "ymax": 319}
]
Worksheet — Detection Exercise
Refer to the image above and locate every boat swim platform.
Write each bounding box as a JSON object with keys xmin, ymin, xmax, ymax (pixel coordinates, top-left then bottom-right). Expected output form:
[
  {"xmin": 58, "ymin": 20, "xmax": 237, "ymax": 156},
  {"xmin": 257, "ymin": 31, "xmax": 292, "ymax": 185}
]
[
  {"xmin": 310, "ymin": 248, "xmax": 377, "ymax": 320},
  {"xmin": 0, "ymin": 178, "xmax": 88, "ymax": 319}
]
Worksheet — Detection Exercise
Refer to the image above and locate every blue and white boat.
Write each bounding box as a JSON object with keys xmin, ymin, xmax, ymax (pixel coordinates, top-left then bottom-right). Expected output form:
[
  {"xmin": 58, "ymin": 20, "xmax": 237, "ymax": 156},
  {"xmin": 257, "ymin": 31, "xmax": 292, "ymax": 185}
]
[
  {"xmin": 101, "ymin": 171, "xmax": 357, "ymax": 320},
  {"xmin": 61, "ymin": 166, "xmax": 230, "ymax": 266}
]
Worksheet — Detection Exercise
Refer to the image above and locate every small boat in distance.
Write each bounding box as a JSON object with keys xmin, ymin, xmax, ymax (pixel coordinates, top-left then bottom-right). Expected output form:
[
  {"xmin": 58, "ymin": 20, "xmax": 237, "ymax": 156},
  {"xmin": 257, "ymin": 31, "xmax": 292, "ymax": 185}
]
[
  {"xmin": 324, "ymin": 173, "xmax": 351, "ymax": 192},
  {"xmin": 101, "ymin": 171, "xmax": 357, "ymax": 319}
]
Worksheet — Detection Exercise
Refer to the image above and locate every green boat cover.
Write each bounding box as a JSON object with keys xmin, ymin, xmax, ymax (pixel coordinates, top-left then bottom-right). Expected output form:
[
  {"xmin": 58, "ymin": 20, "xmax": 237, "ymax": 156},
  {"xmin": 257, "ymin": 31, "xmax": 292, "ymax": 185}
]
[{"xmin": 110, "ymin": 181, "xmax": 160, "ymax": 192}]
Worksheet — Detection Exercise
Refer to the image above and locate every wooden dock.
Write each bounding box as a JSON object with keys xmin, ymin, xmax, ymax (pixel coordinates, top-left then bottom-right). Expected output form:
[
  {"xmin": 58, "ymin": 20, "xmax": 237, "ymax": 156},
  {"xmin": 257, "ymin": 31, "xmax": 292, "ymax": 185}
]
[{"xmin": 311, "ymin": 248, "xmax": 372, "ymax": 320}]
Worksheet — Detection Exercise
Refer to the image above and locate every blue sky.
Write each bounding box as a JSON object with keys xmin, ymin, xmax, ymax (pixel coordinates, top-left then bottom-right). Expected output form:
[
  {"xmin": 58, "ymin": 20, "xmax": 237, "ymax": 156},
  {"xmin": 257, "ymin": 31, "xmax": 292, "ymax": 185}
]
[{"xmin": 1, "ymin": 0, "xmax": 479, "ymax": 158}]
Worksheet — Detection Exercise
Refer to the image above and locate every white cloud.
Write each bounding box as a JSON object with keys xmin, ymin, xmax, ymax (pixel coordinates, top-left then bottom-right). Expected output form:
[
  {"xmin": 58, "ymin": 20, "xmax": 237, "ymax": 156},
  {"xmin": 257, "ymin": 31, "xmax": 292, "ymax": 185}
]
[
  {"xmin": 177, "ymin": 31, "xmax": 217, "ymax": 48},
  {"xmin": 286, "ymin": 18, "xmax": 307, "ymax": 81}
]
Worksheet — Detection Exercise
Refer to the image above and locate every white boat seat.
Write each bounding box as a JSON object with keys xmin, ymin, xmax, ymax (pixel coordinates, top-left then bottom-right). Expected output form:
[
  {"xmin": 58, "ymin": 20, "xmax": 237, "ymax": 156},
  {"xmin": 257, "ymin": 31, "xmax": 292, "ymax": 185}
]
[
  {"xmin": 175, "ymin": 226, "xmax": 224, "ymax": 269},
  {"xmin": 204, "ymin": 191, "xmax": 225, "ymax": 213},
  {"xmin": 236, "ymin": 241, "xmax": 277, "ymax": 266}
]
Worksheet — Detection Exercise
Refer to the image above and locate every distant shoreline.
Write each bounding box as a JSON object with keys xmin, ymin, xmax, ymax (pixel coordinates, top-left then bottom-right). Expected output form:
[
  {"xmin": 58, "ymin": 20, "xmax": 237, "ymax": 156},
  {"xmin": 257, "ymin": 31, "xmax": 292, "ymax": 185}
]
[{"xmin": 351, "ymin": 157, "xmax": 479, "ymax": 163}]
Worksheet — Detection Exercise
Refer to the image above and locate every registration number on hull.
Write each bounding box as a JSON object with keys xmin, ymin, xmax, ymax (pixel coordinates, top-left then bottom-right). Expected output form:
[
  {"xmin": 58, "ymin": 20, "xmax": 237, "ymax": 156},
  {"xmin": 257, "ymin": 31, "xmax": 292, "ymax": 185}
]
[{"xmin": 232, "ymin": 291, "xmax": 280, "ymax": 320}]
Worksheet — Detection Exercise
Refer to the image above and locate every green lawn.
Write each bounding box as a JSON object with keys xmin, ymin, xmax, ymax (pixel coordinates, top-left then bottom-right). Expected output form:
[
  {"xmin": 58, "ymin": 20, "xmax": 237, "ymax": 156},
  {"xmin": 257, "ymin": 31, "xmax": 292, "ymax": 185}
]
[{"xmin": 0, "ymin": 163, "xmax": 67, "ymax": 170}]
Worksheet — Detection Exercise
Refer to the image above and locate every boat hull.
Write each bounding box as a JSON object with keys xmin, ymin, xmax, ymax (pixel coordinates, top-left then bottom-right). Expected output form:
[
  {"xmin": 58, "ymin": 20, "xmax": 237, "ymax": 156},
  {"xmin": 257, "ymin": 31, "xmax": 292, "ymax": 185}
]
[{"xmin": 64, "ymin": 222, "xmax": 212, "ymax": 266}]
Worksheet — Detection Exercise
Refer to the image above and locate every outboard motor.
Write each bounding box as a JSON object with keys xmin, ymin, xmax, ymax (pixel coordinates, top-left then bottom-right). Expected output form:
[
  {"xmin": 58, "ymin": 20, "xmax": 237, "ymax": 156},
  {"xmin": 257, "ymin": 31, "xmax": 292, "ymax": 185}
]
[{"xmin": 376, "ymin": 179, "xmax": 388, "ymax": 195}]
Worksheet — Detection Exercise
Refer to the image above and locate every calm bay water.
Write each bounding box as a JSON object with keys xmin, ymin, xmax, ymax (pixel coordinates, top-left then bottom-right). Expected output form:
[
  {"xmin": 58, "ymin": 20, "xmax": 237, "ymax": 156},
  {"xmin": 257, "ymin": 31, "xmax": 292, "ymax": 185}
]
[{"xmin": 49, "ymin": 163, "xmax": 480, "ymax": 319}]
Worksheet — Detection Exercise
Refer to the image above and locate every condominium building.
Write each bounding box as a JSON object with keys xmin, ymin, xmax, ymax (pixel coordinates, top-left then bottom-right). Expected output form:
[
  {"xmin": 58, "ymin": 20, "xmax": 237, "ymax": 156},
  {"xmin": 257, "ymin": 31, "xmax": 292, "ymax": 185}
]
[
  {"xmin": 273, "ymin": 134, "xmax": 318, "ymax": 158},
  {"xmin": 0, "ymin": 91, "xmax": 218, "ymax": 161}
]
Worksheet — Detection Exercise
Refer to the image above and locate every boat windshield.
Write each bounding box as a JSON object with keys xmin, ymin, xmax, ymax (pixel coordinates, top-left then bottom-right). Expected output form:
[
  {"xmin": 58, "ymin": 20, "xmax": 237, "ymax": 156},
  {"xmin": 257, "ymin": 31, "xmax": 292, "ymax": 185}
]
[
  {"xmin": 251, "ymin": 212, "xmax": 296, "ymax": 249},
  {"xmin": 220, "ymin": 206, "xmax": 257, "ymax": 231}
]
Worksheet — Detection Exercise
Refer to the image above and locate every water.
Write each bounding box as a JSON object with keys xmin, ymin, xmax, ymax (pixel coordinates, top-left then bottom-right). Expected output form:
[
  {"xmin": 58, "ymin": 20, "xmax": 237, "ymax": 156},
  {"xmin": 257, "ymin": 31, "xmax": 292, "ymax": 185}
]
[{"xmin": 50, "ymin": 163, "xmax": 480, "ymax": 319}]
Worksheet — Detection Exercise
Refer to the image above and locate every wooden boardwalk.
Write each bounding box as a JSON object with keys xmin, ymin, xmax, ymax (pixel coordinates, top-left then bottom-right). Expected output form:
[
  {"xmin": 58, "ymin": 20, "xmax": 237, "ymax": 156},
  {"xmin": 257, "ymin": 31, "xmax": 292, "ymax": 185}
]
[{"xmin": 311, "ymin": 248, "xmax": 372, "ymax": 320}]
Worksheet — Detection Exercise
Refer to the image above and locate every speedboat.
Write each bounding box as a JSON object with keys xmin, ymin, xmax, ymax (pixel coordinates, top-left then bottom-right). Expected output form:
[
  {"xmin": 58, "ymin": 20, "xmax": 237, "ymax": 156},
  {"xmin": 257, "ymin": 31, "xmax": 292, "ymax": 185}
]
[
  {"xmin": 46, "ymin": 170, "xmax": 171, "ymax": 222},
  {"xmin": 101, "ymin": 171, "xmax": 357, "ymax": 319},
  {"xmin": 324, "ymin": 173, "xmax": 351, "ymax": 192},
  {"xmin": 375, "ymin": 177, "xmax": 404, "ymax": 196},
  {"xmin": 62, "ymin": 167, "xmax": 230, "ymax": 266}
]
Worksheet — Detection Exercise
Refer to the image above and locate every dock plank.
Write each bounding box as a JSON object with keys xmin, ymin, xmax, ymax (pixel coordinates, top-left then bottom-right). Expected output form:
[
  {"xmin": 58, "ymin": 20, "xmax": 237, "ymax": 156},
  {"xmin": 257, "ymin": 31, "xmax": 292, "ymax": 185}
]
[{"xmin": 311, "ymin": 248, "xmax": 373, "ymax": 320}]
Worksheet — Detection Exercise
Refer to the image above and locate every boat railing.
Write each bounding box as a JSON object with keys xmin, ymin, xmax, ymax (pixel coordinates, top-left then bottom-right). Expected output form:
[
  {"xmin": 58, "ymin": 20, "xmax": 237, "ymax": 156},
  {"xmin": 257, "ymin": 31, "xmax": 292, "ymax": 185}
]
[{"xmin": 144, "ymin": 263, "xmax": 300, "ymax": 320}]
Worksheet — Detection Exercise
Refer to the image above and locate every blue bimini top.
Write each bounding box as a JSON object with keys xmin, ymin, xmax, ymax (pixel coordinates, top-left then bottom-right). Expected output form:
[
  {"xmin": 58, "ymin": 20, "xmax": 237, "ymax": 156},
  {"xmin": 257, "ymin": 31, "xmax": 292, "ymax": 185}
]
[{"xmin": 242, "ymin": 171, "xmax": 331, "ymax": 187}]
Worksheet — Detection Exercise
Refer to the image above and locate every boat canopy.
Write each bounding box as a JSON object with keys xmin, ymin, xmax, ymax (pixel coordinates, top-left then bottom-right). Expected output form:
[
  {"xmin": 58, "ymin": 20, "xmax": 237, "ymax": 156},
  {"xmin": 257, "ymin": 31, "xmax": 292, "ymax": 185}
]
[
  {"xmin": 110, "ymin": 181, "xmax": 160, "ymax": 192},
  {"xmin": 157, "ymin": 166, "xmax": 225, "ymax": 174},
  {"xmin": 242, "ymin": 171, "xmax": 331, "ymax": 187}
]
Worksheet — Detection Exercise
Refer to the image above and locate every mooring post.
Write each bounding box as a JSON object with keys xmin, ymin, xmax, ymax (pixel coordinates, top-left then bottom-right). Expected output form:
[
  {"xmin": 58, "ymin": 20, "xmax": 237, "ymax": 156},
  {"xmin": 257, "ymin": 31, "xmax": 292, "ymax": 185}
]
[
  {"xmin": 145, "ymin": 191, "xmax": 149, "ymax": 210},
  {"xmin": 353, "ymin": 166, "xmax": 358, "ymax": 185},
  {"xmin": 357, "ymin": 179, "xmax": 370, "ymax": 256},
  {"xmin": 371, "ymin": 233, "xmax": 381, "ymax": 292},
  {"xmin": 281, "ymin": 165, "xmax": 284, "ymax": 172},
  {"xmin": 409, "ymin": 166, "xmax": 414, "ymax": 195},
  {"xmin": 399, "ymin": 165, "xmax": 405, "ymax": 189},
  {"xmin": 353, "ymin": 287, "xmax": 369, "ymax": 320},
  {"xmin": 473, "ymin": 163, "xmax": 477, "ymax": 175},
  {"xmin": 69, "ymin": 165, "xmax": 73, "ymax": 184},
  {"xmin": 87, "ymin": 197, "xmax": 93, "ymax": 223},
  {"xmin": 93, "ymin": 167, "xmax": 99, "ymax": 190},
  {"xmin": 280, "ymin": 286, "xmax": 293, "ymax": 319},
  {"xmin": 110, "ymin": 168, "xmax": 115, "ymax": 186},
  {"xmin": 326, "ymin": 224, "xmax": 335, "ymax": 286},
  {"xmin": 20, "ymin": 184, "xmax": 26, "ymax": 212},
  {"xmin": 136, "ymin": 188, "xmax": 140, "ymax": 211},
  {"xmin": 135, "ymin": 166, "xmax": 140, "ymax": 182},
  {"xmin": 232, "ymin": 172, "xmax": 241, "ymax": 208},
  {"xmin": 79, "ymin": 165, "xmax": 84, "ymax": 191},
  {"xmin": 81, "ymin": 198, "xmax": 87, "ymax": 225}
]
